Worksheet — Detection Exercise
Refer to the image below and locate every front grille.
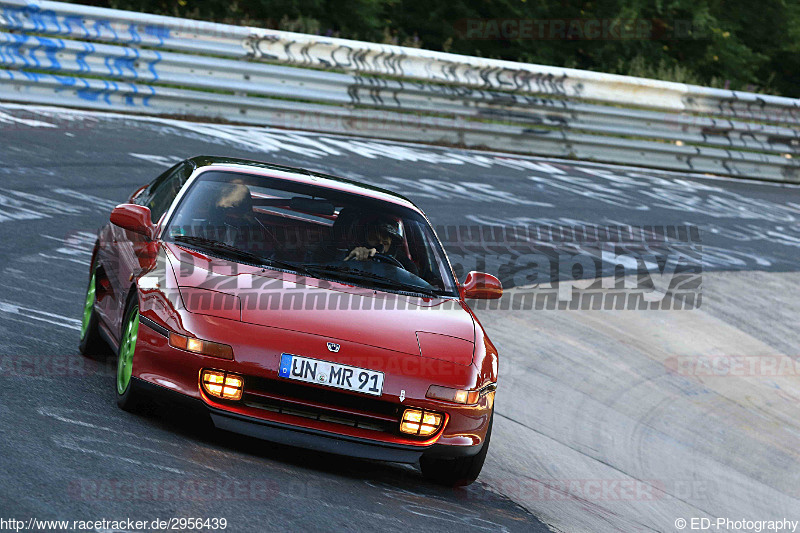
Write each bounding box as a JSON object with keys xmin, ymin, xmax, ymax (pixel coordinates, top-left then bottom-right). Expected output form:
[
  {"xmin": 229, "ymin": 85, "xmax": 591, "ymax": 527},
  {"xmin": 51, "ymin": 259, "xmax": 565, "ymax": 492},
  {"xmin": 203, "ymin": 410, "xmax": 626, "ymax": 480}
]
[
  {"xmin": 243, "ymin": 395, "xmax": 393, "ymax": 432},
  {"xmin": 243, "ymin": 375, "xmax": 403, "ymax": 435}
]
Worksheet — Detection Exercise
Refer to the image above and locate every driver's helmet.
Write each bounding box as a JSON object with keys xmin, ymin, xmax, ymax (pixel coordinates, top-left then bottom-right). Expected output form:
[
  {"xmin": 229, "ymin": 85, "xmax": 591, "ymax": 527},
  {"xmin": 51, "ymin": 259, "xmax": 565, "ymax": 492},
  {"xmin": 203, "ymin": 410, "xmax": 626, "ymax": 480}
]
[{"xmin": 372, "ymin": 218, "xmax": 403, "ymax": 242}]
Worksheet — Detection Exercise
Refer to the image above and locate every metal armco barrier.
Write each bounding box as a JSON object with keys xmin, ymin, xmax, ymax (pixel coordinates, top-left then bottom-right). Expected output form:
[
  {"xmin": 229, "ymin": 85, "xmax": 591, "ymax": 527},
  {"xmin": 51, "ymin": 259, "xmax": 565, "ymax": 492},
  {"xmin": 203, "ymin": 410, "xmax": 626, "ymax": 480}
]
[{"xmin": 1, "ymin": 0, "xmax": 799, "ymax": 181}]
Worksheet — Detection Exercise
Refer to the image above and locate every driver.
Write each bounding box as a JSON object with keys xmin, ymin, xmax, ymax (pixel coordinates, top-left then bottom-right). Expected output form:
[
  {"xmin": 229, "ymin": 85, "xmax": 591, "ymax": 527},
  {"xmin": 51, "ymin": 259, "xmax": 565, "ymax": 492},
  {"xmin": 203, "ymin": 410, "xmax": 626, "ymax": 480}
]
[
  {"xmin": 344, "ymin": 216, "xmax": 418, "ymax": 275},
  {"xmin": 208, "ymin": 181, "xmax": 269, "ymax": 251}
]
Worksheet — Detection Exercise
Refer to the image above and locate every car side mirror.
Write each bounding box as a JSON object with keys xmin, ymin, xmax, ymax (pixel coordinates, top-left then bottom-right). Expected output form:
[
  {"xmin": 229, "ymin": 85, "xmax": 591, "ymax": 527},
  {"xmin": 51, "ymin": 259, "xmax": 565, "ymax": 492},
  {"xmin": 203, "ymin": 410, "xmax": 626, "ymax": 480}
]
[
  {"xmin": 463, "ymin": 271, "xmax": 503, "ymax": 300},
  {"xmin": 110, "ymin": 204, "xmax": 155, "ymax": 240}
]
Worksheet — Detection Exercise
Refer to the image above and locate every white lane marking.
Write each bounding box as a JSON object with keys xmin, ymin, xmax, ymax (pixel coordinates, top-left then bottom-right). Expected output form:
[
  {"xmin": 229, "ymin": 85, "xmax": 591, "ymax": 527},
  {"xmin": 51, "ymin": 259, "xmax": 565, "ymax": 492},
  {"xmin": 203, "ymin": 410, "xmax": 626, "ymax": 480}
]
[{"xmin": 0, "ymin": 301, "xmax": 81, "ymax": 330}]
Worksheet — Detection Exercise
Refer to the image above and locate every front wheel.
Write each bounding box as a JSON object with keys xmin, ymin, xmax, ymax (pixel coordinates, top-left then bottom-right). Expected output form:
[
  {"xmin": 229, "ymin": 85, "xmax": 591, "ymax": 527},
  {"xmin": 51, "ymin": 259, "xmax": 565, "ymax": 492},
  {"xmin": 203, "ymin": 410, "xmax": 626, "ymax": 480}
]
[
  {"xmin": 116, "ymin": 298, "xmax": 145, "ymax": 412},
  {"xmin": 420, "ymin": 412, "xmax": 493, "ymax": 487}
]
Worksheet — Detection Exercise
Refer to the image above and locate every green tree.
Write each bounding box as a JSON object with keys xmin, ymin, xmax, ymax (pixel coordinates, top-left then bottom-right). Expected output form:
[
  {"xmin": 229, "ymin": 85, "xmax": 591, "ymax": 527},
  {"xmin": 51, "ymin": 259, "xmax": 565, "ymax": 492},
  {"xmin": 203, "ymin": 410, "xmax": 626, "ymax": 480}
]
[{"xmin": 78, "ymin": 0, "xmax": 799, "ymax": 95}]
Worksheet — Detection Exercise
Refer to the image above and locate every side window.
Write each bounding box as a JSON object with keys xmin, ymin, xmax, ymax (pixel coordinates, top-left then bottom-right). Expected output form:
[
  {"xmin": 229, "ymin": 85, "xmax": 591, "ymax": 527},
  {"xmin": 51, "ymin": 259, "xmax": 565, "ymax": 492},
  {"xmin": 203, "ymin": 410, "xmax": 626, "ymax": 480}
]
[
  {"xmin": 146, "ymin": 162, "xmax": 192, "ymax": 223},
  {"xmin": 133, "ymin": 162, "xmax": 180, "ymax": 208}
]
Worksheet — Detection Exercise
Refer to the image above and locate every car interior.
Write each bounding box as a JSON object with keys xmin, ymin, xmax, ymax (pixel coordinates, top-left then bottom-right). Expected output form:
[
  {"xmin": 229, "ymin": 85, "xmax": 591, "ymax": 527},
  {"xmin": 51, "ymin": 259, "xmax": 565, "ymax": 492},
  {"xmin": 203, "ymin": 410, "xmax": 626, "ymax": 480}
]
[{"xmin": 166, "ymin": 173, "xmax": 452, "ymax": 293}]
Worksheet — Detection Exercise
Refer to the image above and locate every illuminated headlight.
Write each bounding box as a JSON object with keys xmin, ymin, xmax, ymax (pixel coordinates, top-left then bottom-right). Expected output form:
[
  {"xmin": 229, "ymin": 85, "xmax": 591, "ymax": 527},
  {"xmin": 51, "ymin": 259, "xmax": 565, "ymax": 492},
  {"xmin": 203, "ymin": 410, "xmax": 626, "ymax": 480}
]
[
  {"xmin": 201, "ymin": 369, "xmax": 244, "ymax": 401},
  {"xmin": 170, "ymin": 332, "xmax": 233, "ymax": 359},
  {"xmin": 400, "ymin": 408, "xmax": 443, "ymax": 437},
  {"xmin": 426, "ymin": 383, "xmax": 496, "ymax": 405}
]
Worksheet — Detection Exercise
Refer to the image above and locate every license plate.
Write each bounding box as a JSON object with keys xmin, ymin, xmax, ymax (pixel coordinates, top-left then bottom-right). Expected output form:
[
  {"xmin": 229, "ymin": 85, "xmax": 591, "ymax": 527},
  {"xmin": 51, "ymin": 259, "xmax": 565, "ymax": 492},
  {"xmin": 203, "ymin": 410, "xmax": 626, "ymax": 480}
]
[{"xmin": 278, "ymin": 353, "xmax": 384, "ymax": 396}]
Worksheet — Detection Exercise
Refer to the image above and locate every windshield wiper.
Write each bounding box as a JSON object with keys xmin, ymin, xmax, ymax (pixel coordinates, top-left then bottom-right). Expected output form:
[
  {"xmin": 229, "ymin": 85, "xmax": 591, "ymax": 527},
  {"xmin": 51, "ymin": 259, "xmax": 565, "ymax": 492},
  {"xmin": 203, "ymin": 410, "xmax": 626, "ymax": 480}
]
[
  {"xmin": 303, "ymin": 265, "xmax": 439, "ymax": 298},
  {"xmin": 172, "ymin": 235, "xmax": 309, "ymax": 275}
]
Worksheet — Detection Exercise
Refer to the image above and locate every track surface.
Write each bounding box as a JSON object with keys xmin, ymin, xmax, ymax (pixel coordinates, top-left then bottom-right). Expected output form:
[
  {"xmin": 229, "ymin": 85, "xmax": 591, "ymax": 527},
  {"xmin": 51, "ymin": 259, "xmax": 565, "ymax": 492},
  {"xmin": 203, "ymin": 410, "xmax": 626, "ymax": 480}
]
[{"xmin": 1, "ymin": 104, "xmax": 799, "ymax": 532}]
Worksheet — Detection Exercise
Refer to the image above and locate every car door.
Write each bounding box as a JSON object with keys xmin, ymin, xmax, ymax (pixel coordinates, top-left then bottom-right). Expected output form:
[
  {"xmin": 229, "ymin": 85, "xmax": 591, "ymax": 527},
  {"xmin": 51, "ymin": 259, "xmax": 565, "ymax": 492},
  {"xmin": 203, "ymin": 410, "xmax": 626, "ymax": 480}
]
[{"xmin": 106, "ymin": 161, "xmax": 192, "ymax": 340}]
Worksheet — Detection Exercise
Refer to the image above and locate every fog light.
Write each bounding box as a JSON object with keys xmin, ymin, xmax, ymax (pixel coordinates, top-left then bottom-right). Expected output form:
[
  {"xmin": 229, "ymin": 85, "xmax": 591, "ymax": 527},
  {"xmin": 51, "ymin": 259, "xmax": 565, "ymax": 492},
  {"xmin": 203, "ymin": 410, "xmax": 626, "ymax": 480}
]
[
  {"xmin": 170, "ymin": 332, "xmax": 233, "ymax": 359},
  {"xmin": 201, "ymin": 369, "xmax": 243, "ymax": 401},
  {"xmin": 400, "ymin": 408, "xmax": 443, "ymax": 437}
]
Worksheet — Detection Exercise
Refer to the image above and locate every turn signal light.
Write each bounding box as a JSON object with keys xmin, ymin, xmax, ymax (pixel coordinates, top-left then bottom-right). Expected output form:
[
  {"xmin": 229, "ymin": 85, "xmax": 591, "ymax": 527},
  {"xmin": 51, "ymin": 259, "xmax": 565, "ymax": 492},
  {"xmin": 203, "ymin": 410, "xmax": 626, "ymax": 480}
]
[
  {"xmin": 201, "ymin": 369, "xmax": 243, "ymax": 401},
  {"xmin": 170, "ymin": 332, "xmax": 233, "ymax": 359},
  {"xmin": 399, "ymin": 408, "xmax": 443, "ymax": 437},
  {"xmin": 426, "ymin": 384, "xmax": 496, "ymax": 405}
]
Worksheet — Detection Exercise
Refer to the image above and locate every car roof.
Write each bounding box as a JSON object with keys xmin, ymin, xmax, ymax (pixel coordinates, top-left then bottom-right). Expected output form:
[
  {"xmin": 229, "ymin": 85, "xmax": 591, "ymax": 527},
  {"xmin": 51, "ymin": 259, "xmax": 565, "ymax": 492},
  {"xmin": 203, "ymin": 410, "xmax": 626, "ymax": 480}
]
[{"xmin": 188, "ymin": 156, "xmax": 420, "ymax": 211}]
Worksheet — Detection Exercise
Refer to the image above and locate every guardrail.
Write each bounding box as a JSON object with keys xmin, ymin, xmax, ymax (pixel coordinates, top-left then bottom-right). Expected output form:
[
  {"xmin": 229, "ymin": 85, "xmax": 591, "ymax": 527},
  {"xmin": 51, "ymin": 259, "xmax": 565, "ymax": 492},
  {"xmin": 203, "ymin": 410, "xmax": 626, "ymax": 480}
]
[{"xmin": 1, "ymin": 0, "xmax": 799, "ymax": 182}]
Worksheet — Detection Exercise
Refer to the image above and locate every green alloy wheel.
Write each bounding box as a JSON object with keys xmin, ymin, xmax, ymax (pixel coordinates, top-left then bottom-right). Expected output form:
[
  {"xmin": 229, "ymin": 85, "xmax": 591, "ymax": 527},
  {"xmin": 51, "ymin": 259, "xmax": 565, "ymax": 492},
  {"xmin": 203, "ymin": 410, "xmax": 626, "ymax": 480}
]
[
  {"xmin": 117, "ymin": 306, "xmax": 139, "ymax": 395},
  {"xmin": 116, "ymin": 301, "xmax": 146, "ymax": 412},
  {"xmin": 80, "ymin": 271, "xmax": 96, "ymax": 340},
  {"xmin": 79, "ymin": 264, "xmax": 108, "ymax": 358}
]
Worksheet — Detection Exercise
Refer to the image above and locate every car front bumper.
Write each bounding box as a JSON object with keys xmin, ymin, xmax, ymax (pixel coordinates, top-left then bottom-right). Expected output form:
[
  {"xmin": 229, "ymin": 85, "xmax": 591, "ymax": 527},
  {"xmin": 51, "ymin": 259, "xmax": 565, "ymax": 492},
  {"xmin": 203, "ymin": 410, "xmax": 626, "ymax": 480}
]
[
  {"xmin": 135, "ymin": 377, "xmax": 486, "ymax": 463},
  {"xmin": 133, "ymin": 312, "xmax": 492, "ymax": 462}
]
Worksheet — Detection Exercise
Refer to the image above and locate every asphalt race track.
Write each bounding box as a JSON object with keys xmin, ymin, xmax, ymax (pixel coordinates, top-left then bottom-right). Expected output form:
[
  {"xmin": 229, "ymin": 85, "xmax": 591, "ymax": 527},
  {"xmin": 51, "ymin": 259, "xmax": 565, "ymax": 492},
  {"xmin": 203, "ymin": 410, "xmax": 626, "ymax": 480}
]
[{"xmin": 1, "ymin": 103, "xmax": 799, "ymax": 532}]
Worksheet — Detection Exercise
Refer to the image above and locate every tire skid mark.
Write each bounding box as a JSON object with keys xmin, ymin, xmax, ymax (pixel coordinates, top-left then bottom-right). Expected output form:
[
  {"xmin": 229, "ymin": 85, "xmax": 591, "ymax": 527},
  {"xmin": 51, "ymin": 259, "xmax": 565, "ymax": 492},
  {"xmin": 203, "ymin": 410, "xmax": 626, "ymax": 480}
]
[
  {"xmin": 38, "ymin": 405, "xmax": 295, "ymax": 473},
  {"xmin": 52, "ymin": 434, "xmax": 186, "ymax": 475},
  {"xmin": 364, "ymin": 480, "xmax": 511, "ymax": 532},
  {"xmin": 38, "ymin": 407, "xmax": 233, "ymax": 478},
  {"xmin": 493, "ymin": 409, "xmax": 718, "ymax": 518},
  {"xmin": 0, "ymin": 276, "xmax": 81, "ymax": 298}
]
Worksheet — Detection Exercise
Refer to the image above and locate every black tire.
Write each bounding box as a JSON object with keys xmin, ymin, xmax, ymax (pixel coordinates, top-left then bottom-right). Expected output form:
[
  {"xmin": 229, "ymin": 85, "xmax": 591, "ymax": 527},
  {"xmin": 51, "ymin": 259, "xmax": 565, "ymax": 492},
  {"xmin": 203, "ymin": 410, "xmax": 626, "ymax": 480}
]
[
  {"xmin": 116, "ymin": 296, "xmax": 146, "ymax": 412},
  {"xmin": 79, "ymin": 263, "xmax": 110, "ymax": 360},
  {"xmin": 420, "ymin": 412, "xmax": 493, "ymax": 487}
]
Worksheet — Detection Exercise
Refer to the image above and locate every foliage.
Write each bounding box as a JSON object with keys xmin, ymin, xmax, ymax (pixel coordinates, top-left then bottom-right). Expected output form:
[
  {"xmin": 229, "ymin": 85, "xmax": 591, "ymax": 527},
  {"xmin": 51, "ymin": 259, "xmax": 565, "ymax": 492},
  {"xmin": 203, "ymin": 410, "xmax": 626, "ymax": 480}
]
[{"xmin": 79, "ymin": 0, "xmax": 799, "ymax": 96}]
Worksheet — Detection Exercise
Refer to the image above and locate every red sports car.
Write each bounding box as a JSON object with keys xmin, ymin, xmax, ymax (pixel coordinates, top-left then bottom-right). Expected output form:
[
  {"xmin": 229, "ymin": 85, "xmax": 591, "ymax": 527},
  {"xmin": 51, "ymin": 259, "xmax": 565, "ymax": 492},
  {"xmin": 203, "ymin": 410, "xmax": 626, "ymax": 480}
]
[{"xmin": 80, "ymin": 156, "xmax": 502, "ymax": 486}]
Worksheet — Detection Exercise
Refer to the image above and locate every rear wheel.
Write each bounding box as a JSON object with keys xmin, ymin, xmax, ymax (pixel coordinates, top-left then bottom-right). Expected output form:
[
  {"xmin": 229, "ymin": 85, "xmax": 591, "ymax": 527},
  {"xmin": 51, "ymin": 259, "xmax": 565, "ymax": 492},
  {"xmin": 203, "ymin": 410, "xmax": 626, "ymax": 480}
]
[
  {"xmin": 116, "ymin": 298, "xmax": 145, "ymax": 412},
  {"xmin": 420, "ymin": 412, "xmax": 493, "ymax": 487},
  {"xmin": 79, "ymin": 266, "xmax": 109, "ymax": 359}
]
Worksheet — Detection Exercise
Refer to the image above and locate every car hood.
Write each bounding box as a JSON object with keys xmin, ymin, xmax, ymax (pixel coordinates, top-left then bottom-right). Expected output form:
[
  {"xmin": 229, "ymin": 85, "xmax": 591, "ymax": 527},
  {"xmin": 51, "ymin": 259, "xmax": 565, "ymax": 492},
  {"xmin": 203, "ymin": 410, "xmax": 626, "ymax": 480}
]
[{"xmin": 165, "ymin": 243, "xmax": 475, "ymax": 359}]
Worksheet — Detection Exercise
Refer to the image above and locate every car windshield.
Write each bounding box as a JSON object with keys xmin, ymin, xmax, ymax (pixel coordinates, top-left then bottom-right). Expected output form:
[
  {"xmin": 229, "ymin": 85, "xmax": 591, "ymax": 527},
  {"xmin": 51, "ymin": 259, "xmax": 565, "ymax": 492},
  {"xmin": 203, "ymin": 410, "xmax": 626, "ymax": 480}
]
[{"xmin": 164, "ymin": 170, "xmax": 458, "ymax": 296}]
